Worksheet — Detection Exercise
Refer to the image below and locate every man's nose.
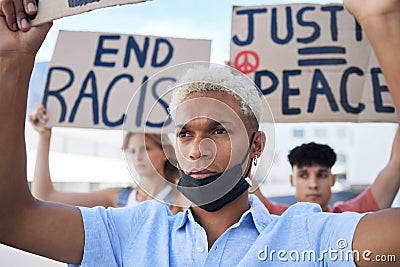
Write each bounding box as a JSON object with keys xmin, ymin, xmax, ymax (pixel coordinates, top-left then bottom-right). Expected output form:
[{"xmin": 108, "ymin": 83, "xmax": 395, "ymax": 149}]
[
  {"xmin": 308, "ymin": 175, "xmax": 318, "ymax": 189},
  {"xmin": 189, "ymin": 137, "xmax": 215, "ymax": 161}
]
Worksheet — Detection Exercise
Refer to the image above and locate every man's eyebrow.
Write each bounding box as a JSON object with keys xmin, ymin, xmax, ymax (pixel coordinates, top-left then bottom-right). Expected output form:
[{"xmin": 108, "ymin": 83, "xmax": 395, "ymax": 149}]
[
  {"xmin": 175, "ymin": 120, "xmax": 233, "ymax": 129},
  {"xmin": 209, "ymin": 120, "xmax": 232, "ymax": 127},
  {"xmin": 175, "ymin": 124, "xmax": 186, "ymax": 129}
]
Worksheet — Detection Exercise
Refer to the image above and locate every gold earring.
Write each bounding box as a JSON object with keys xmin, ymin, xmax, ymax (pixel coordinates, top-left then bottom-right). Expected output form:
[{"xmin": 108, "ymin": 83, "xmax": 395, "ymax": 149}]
[{"xmin": 253, "ymin": 155, "xmax": 259, "ymax": 166}]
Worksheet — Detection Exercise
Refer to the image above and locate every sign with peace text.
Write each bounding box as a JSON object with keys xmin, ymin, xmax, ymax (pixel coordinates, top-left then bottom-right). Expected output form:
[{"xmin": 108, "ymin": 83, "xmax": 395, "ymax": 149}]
[
  {"xmin": 30, "ymin": 0, "xmax": 146, "ymax": 26},
  {"xmin": 230, "ymin": 4, "xmax": 397, "ymax": 122},
  {"xmin": 42, "ymin": 30, "xmax": 211, "ymax": 132}
]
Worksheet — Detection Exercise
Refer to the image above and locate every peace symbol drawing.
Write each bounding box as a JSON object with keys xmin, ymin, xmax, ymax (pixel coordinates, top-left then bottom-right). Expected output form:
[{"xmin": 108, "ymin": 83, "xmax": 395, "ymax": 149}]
[{"xmin": 234, "ymin": 51, "xmax": 260, "ymax": 74}]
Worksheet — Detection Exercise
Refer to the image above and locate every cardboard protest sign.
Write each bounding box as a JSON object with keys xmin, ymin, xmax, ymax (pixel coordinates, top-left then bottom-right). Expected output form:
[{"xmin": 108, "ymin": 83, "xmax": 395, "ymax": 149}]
[
  {"xmin": 31, "ymin": 0, "xmax": 146, "ymax": 26},
  {"xmin": 230, "ymin": 4, "xmax": 397, "ymax": 122},
  {"xmin": 42, "ymin": 30, "xmax": 211, "ymax": 132}
]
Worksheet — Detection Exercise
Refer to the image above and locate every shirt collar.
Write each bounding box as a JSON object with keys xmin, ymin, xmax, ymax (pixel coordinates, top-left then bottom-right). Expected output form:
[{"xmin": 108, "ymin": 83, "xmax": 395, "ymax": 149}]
[
  {"xmin": 177, "ymin": 195, "xmax": 273, "ymax": 232},
  {"xmin": 246, "ymin": 194, "xmax": 273, "ymax": 233},
  {"xmin": 177, "ymin": 207, "xmax": 191, "ymax": 229}
]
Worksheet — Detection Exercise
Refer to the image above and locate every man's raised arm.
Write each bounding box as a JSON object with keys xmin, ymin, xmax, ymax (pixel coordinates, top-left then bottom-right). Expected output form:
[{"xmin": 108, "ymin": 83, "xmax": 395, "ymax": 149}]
[
  {"xmin": 0, "ymin": 0, "xmax": 85, "ymax": 264},
  {"xmin": 345, "ymin": 0, "xmax": 400, "ymax": 266},
  {"xmin": 369, "ymin": 125, "xmax": 400, "ymax": 209},
  {"xmin": 346, "ymin": 0, "xmax": 400, "ymax": 114}
]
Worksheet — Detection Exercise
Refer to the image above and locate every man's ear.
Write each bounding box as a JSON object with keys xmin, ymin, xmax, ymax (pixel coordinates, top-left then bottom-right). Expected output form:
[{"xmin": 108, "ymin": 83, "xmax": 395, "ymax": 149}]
[
  {"xmin": 331, "ymin": 174, "xmax": 336, "ymax": 186},
  {"xmin": 251, "ymin": 131, "xmax": 266, "ymax": 157},
  {"xmin": 290, "ymin": 174, "xmax": 295, "ymax": 187}
]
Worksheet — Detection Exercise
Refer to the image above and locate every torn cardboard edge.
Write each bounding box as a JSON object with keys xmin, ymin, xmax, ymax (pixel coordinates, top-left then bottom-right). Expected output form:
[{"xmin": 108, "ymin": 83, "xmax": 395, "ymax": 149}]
[{"xmin": 30, "ymin": 0, "xmax": 147, "ymax": 26}]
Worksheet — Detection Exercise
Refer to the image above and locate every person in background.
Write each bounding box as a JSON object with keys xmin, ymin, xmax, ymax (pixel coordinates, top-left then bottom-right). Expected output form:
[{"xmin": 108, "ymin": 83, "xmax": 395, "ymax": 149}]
[
  {"xmin": 29, "ymin": 103, "xmax": 188, "ymax": 213},
  {"xmin": 253, "ymin": 129, "xmax": 400, "ymax": 215}
]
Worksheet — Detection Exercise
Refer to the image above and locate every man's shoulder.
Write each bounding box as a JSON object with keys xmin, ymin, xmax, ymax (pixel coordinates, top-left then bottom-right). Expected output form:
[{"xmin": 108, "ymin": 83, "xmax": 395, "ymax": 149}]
[
  {"xmin": 261, "ymin": 201, "xmax": 364, "ymax": 242},
  {"xmin": 283, "ymin": 202, "xmax": 323, "ymax": 214},
  {"xmin": 271, "ymin": 202, "xmax": 343, "ymax": 228},
  {"xmin": 262, "ymin": 202, "xmax": 325, "ymax": 231}
]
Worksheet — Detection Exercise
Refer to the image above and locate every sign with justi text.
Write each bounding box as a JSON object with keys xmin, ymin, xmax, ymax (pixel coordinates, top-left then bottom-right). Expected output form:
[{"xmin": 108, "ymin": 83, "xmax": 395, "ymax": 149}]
[{"xmin": 230, "ymin": 4, "xmax": 397, "ymax": 122}]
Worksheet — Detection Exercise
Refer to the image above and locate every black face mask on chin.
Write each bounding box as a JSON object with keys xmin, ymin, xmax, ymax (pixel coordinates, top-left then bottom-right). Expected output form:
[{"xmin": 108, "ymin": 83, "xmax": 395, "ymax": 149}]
[{"xmin": 177, "ymin": 132, "xmax": 256, "ymax": 212}]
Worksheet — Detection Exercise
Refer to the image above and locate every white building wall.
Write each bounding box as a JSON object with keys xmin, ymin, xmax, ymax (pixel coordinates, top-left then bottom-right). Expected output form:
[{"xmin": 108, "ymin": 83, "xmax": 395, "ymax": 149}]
[{"xmin": 347, "ymin": 123, "xmax": 397, "ymax": 184}]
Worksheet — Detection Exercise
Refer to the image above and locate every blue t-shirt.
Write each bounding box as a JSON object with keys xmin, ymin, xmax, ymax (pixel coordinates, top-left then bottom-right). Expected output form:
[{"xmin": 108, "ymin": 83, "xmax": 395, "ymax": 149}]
[{"xmin": 75, "ymin": 195, "xmax": 364, "ymax": 266}]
